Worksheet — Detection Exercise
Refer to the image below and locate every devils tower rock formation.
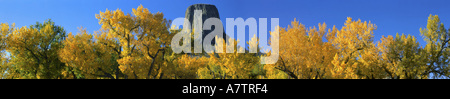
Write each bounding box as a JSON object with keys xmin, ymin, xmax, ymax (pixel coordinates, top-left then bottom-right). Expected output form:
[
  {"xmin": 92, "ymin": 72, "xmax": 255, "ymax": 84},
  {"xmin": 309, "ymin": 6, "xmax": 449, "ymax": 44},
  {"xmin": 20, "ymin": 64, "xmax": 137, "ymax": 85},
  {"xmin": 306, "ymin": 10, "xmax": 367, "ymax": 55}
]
[{"xmin": 184, "ymin": 4, "xmax": 228, "ymax": 45}]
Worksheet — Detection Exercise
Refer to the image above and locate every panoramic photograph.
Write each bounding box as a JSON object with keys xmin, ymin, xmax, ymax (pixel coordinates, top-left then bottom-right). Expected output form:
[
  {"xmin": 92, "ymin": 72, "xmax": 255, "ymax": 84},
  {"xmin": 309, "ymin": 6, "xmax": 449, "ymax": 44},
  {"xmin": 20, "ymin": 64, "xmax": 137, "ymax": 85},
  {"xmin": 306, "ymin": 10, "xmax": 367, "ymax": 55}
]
[{"xmin": 0, "ymin": 0, "xmax": 449, "ymax": 96}]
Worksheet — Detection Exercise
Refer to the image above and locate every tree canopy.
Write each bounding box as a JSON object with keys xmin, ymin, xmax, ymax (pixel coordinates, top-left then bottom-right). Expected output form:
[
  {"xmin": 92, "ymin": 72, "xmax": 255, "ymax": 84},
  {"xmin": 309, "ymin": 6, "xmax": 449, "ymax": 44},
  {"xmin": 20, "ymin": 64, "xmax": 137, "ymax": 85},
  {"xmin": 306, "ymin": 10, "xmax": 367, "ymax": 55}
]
[{"xmin": 0, "ymin": 5, "xmax": 449, "ymax": 79}]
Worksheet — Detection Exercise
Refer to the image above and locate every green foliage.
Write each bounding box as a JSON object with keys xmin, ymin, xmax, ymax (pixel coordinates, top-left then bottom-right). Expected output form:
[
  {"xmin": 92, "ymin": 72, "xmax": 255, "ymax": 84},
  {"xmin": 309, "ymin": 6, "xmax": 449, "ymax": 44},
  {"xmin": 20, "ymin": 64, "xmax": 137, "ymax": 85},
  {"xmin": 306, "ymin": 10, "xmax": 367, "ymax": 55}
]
[{"xmin": 2, "ymin": 19, "xmax": 68, "ymax": 79}]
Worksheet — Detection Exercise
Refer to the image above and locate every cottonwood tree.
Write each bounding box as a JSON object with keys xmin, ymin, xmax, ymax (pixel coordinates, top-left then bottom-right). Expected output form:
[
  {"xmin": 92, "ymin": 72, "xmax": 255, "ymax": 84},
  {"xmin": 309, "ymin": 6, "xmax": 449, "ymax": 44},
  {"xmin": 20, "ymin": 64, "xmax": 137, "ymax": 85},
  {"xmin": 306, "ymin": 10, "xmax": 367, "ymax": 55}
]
[
  {"xmin": 2, "ymin": 20, "xmax": 67, "ymax": 79},
  {"xmin": 264, "ymin": 19, "xmax": 337, "ymax": 79},
  {"xmin": 328, "ymin": 17, "xmax": 383, "ymax": 79},
  {"xmin": 378, "ymin": 33, "xmax": 428, "ymax": 79},
  {"xmin": 59, "ymin": 5, "xmax": 172, "ymax": 79},
  {"xmin": 420, "ymin": 14, "xmax": 450, "ymax": 78},
  {"xmin": 59, "ymin": 27, "xmax": 120, "ymax": 79},
  {"xmin": 196, "ymin": 36, "xmax": 261, "ymax": 79},
  {"xmin": 96, "ymin": 5, "xmax": 172, "ymax": 79},
  {"xmin": 0, "ymin": 22, "xmax": 13, "ymax": 78},
  {"xmin": 95, "ymin": 5, "xmax": 172, "ymax": 79}
]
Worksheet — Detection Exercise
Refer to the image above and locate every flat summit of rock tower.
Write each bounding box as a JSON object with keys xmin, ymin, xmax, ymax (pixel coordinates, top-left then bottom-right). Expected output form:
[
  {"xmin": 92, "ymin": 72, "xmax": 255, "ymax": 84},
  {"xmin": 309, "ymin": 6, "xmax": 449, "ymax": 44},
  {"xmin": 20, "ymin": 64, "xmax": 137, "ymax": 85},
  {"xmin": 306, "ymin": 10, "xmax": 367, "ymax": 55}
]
[{"xmin": 184, "ymin": 4, "xmax": 227, "ymax": 45}]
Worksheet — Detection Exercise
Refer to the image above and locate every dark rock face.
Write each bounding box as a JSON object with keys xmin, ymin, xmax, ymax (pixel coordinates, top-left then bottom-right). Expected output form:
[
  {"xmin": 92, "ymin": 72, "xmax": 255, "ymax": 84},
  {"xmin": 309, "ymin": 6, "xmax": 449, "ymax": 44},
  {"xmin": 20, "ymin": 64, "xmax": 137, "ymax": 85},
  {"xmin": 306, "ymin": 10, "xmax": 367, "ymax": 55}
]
[
  {"xmin": 184, "ymin": 4, "xmax": 227, "ymax": 45},
  {"xmin": 185, "ymin": 4, "xmax": 221, "ymax": 26}
]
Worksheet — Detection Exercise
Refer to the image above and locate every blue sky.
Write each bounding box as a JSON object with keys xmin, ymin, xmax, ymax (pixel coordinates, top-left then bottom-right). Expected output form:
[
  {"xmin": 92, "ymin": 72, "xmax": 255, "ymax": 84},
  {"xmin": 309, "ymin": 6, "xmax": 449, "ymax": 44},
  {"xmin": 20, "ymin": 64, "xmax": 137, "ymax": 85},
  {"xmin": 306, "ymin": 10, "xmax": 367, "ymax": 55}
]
[{"xmin": 1, "ymin": 0, "xmax": 450, "ymax": 47}]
